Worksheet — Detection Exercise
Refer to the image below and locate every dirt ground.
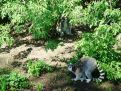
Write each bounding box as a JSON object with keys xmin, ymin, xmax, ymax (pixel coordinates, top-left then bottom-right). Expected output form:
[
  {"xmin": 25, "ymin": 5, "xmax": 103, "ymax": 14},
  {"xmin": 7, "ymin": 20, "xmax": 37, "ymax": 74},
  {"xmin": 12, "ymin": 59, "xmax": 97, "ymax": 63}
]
[
  {"xmin": 29, "ymin": 67, "xmax": 121, "ymax": 91},
  {"xmin": 0, "ymin": 35, "xmax": 75, "ymax": 68},
  {"xmin": 0, "ymin": 35, "xmax": 121, "ymax": 91}
]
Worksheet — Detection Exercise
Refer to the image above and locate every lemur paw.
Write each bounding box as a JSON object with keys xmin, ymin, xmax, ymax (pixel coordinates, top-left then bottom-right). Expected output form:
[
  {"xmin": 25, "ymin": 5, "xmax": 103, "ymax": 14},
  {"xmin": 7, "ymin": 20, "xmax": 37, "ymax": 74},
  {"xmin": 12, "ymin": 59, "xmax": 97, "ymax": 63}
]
[
  {"xmin": 86, "ymin": 79, "xmax": 91, "ymax": 83},
  {"xmin": 79, "ymin": 78, "xmax": 84, "ymax": 82},
  {"xmin": 71, "ymin": 78, "xmax": 77, "ymax": 81}
]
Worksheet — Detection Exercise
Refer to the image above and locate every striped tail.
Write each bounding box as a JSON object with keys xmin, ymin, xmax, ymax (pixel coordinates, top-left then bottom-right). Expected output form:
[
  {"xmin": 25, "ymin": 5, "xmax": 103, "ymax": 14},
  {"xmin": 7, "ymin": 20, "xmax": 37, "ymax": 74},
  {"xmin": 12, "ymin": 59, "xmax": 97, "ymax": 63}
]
[{"xmin": 93, "ymin": 63, "xmax": 105, "ymax": 82}]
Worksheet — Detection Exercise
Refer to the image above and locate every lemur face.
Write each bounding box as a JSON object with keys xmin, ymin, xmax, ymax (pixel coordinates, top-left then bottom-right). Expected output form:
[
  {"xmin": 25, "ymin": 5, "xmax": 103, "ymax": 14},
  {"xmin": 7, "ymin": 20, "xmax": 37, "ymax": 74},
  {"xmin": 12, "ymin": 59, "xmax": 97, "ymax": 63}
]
[
  {"xmin": 67, "ymin": 63, "xmax": 73, "ymax": 71},
  {"xmin": 67, "ymin": 63, "xmax": 76, "ymax": 72}
]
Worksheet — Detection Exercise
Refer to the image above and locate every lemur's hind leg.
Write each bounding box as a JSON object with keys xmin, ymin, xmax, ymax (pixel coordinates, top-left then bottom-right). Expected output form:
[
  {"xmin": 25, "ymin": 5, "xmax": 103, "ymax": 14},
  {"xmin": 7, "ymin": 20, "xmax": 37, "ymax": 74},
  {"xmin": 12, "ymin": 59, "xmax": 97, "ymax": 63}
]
[
  {"xmin": 79, "ymin": 72, "xmax": 85, "ymax": 82},
  {"xmin": 85, "ymin": 71, "xmax": 92, "ymax": 83},
  {"xmin": 72, "ymin": 73, "xmax": 81, "ymax": 81}
]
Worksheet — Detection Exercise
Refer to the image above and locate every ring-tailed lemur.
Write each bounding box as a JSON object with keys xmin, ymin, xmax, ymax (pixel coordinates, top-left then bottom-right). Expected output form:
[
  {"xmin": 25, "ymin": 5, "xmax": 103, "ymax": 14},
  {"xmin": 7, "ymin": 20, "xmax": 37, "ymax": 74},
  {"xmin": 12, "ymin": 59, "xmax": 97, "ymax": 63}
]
[
  {"xmin": 56, "ymin": 15, "xmax": 73, "ymax": 36},
  {"xmin": 68, "ymin": 56, "xmax": 105, "ymax": 83}
]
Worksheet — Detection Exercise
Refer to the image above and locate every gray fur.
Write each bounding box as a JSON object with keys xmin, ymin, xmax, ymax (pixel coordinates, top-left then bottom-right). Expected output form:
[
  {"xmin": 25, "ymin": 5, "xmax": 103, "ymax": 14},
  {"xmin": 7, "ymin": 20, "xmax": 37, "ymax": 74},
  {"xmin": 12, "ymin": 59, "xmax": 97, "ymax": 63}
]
[
  {"xmin": 56, "ymin": 15, "xmax": 73, "ymax": 36},
  {"xmin": 68, "ymin": 56, "xmax": 105, "ymax": 83}
]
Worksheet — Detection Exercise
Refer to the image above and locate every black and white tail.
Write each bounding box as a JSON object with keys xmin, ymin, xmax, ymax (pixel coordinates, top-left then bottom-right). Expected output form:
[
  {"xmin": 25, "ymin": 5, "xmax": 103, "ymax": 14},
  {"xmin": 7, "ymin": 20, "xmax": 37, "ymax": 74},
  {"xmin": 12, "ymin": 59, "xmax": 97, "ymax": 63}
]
[{"xmin": 92, "ymin": 63, "xmax": 105, "ymax": 82}]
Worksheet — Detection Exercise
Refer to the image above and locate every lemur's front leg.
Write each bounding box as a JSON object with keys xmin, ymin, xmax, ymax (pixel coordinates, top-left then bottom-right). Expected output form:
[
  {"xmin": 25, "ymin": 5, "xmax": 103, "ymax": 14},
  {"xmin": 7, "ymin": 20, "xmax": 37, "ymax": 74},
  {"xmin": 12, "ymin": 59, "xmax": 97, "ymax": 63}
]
[
  {"xmin": 79, "ymin": 77, "xmax": 84, "ymax": 82},
  {"xmin": 72, "ymin": 73, "xmax": 84, "ymax": 81},
  {"xmin": 71, "ymin": 77, "xmax": 79, "ymax": 81}
]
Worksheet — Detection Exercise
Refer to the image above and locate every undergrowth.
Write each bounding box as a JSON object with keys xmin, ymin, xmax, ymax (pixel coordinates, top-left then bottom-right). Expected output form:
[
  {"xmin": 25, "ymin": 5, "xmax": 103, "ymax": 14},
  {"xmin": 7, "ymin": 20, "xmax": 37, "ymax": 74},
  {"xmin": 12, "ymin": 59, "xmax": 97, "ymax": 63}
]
[
  {"xmin": 0, "ymin": 72, "xmax": 30, "ymax": 91},
  {"xmin": 26, "ymin": 59, "xmax": 53, "ymax": 77},
  {"xmin": 73, "ymin": 0, "xmax": 121, "ymax": 81},
  {"xmin": 0, "ymin": 0, "xmax": 121, "ymax": 85}
]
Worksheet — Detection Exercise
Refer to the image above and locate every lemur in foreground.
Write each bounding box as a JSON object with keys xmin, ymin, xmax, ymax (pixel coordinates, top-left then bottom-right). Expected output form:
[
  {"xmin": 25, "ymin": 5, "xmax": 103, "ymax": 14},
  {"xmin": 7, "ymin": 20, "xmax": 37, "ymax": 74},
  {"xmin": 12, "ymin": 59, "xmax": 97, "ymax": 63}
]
[{"xmin": 68, "ymin": 56, "xmax": 105, "ymax": 83}]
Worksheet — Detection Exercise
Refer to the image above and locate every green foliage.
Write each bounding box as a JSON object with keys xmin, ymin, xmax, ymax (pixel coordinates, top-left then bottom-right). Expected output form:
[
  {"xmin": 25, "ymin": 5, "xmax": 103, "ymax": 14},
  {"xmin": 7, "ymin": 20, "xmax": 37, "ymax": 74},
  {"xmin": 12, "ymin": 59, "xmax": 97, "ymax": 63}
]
[
  {"xmin": 0, "ymin": 67, "xmax": 11, "ymax": 75},
  {"xmin": 45, "ymin": 39, "xmax": 61, "ymax": 51},
  {"xmin": 26, "ymin": 59, "xmax": 52, "ymax": 77},
  {"xmin": 36, "ymin": 82, "xmax": 44, "ymax": 91},
  {"xmin": 1, "ymin": 1, "xmax": 27, "ymax": 25},
  {"xmin": 76, "ymin": 24, "xmax": 121, "ymax": 81},
  {"xmin": 26, "ymin": 0, "xmax": 53, "ymax": 39},
  {"xmin": 69, "ymin": 6, "xmax": 83, "ymax": 25},
  {"xmin": 7, "ymin": 72, "xmax": 30, "ymax": 90},
  {"xmin": 0, "ymin": 25, "xmax": 14, "ymax": 47},
  {"xmin": 69, "ymin": 0, "xmax": 109, "ymax": 27},
  {"xmin": 0, "ymin": 1, "xmax": 26, "ymax": 47},
  {"xmin": 0, "ymin": 76, "xmax": 7, "ymax": 91},
  {"xmin": 75, "ymin": 0, "xmax": 121, "ymax": 81},
  {"xmin": 0, "ymin": 0, "xmax": 82, "ymax": 47},
  {"xmin": 69, "ymin": 0, "xmax": 121, "ymax": 27},
  {"xmin": 104, "ymin": 9, "xmax": 121, "ymax": 24},
  {"xmin": 0, "ymin": 0, "xmax": 121, "ymax": 83},
  {"xmin": 0, "ymin": 72, "xmax": 30, "ymax": 91},
  {"xmin": 101, "ymin": 61, "xmax": 121, "ymax": 81},
  {"xmin": 27, "ymin": 0, "xmax": 81, "ymax": 39},
  {"xmin": 67, "ymin": 52, "xmax": 82, "ymax": 64},
  {"xmin": 107, "ymin": 0, "xmax": 119, "ymax": 8},
  {"xmin": 76, "ymin": 24, "xmax": 121, "ymax": 61}
]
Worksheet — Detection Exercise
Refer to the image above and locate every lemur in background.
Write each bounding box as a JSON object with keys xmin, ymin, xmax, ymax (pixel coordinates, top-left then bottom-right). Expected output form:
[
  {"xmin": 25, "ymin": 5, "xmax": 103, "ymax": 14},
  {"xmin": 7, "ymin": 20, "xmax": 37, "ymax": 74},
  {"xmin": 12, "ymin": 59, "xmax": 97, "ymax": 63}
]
[
  {"xmin": 68, "ymin": 56, "xmax": 105, "ymax": 83},
  {"xmin": 56, "ymin": 15, "xmax": 73, "ymax": 36}
]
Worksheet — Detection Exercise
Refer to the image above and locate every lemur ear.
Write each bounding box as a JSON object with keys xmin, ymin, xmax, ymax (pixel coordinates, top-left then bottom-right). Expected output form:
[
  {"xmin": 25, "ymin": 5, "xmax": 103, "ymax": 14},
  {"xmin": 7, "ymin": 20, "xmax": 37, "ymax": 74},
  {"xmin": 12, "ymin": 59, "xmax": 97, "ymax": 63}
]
[
  {"xmin": 69, "ymin": 62, "xmax": 72, "ymax": 64},
  {"xmin": 67, "ymin": 62, "xmax": 73, "ymax": 66}
]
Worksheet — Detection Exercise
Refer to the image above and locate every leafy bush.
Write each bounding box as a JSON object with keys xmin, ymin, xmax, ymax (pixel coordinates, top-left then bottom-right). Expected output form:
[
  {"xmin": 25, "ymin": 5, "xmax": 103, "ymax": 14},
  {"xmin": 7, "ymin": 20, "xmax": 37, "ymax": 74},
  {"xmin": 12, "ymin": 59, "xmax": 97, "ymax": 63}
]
[
  {"xmin": 0, "ymin": 72, "xmax": 30, "ymax": 91},
  {"xmin": 101, "ymin": 61, "xmax": 121, "ymax": 81},
  {"xmin": 69, "ymin": 0, "xmax": 109, "ymax": 27},
  {"xmin": 0, "ymin": 76, "xmax": 7, "ymax": 91},
  {"xmin": 0, "ymin": 67, "xmax": 11, "ymax": 75},
  {"xmin": 36, "ymin": 82, "xmax": 44, "ymax": 91},
  {"xmin": 75, "ymin": 24, "xmax": 121, "ymax": 81},
  {"xmin": 74, "ymin": 0, "xmax": 121, "ymax": 81},
  {"xmin": 0, "ymin": 0, "xmax": 82, "ymax": 47},
  {"xmin": 0, "ymin": 0, "xmax": 121, "ymax": 83},
  {"xmin": 45, "ymin": 39, "xmax": 61, "ymax": 51},
  {"xmin": 69, "ymin": 6, "xmax": 83, "ymax": 26},
  {"xmin": 7, "ymin": 72, "xmax": 30, "ymax": 90},
  {"xmin": 69, "ymin": 0, "xmax": 121, "ymax": 27},
  {"xmin": 26, "ymin": 59, "xmax": 52, "ymax": 77},
  {"xmin": 0, "ymin": 25, "xmax": 14, "ymax": 47},
  {"xmin": 76, "ymin": 24, "xmax": 121, "ymax": 61},
  {"xmin": 25, "ymin": 0, "xmax": 82, "ymax": 39},
  {"xmin": 104, "ymin": 9, "xmax": 121, "ymax": 24},
  {"xmin": 80, "ymin": 25, "xmax": 121, "ymax": 81}
]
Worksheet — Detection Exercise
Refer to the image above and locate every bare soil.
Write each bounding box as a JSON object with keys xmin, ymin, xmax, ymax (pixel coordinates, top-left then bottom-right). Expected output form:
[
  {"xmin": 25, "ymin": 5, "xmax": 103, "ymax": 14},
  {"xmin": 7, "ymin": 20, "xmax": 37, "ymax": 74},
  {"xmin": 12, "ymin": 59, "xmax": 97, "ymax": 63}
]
[{"xmin": 0, "ymin": 35, "xmax": 121, "ymax": 91}]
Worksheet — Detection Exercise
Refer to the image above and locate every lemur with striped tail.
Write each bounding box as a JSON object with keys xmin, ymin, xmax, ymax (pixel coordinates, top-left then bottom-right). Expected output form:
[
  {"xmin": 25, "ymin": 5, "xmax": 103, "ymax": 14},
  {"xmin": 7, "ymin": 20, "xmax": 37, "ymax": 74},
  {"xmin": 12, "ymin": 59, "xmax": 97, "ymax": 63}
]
[{"xmin": 68, "ymin": 56, "xmax": 105, "ymax": 83}]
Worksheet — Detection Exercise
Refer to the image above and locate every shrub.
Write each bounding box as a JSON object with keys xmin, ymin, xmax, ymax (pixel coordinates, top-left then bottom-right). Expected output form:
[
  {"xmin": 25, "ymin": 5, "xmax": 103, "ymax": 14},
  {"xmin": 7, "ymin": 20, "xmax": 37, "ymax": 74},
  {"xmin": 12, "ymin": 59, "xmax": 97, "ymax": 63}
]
[
  {"xmin": 76, "ymin": 24, "xmax": 119, "ymax": 61},
  {"xmin": 101, "ymin": 61, "xmax": 121, "ymax": 81},
  {"xmin": 8, "ymin": 72, "xmax": 30, "ymax": 90},
  {"xmin": 36, "ymin": 82, "xmax": 44, "ymax": 91},
  {"xmin": 75, "ymin": 23, "xmax": 121, "ymax": 81},
  {"xmin": 0, "ymin": 67, "xmax": 11, "ymax": 75},
  {"xmin": 69, "ymin": 0, "xmax": 120, "ymax": 27},
  {"xmin": 45, "ymin": 39, "xmax": 61, "ymax": 51},
  {"xmin": 104, "ymin": 9, "xmax": 121, "ymax": 24},
  {"xmin": 69, "ymin": 0, "xmax": 109, "ymax": 27},
  {"xmin": 74, "ymin": 0, "xmax": 121, "ymax": 81},
  {"xmin": 0, "ymin": 76, "xmax": 7, "ymax": 91},
  {"xmin": 0, "ymin": 0, "xmax": 82, "ymax": 47},
  {"xmin": 0, "ymin": 25, "xmax": 14, "ymax": 47},
  {"xmin": 0, "ymin": 72, "xmax": 30, "ymax": 91},
  {"xmin": 24, "ymin": 0, "xmax": 82, "ymax": 39},
  {"xmin": 26, "ymin": 59, "xmax": 52, "ymax": 77}
]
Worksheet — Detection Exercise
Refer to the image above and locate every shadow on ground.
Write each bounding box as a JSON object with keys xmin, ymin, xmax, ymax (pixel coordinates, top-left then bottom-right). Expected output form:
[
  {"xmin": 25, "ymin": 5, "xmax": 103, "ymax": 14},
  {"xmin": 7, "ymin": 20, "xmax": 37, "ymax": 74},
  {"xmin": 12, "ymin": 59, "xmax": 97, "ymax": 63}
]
[{"xmin": 30, "ymin": 67, "xmax": 121, "ymax": 91}]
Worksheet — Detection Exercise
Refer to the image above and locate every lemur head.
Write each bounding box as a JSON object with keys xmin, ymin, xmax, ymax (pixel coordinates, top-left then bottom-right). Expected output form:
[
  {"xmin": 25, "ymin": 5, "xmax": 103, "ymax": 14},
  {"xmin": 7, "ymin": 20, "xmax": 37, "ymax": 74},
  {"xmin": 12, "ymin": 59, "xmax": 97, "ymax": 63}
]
[
  {"xmin": 67, "ymin": 63, "xmax": 73, "ymax": 72},
  {"xmin": 67, "ymin": 61, "xmax": 82, "ymax": 72}
]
